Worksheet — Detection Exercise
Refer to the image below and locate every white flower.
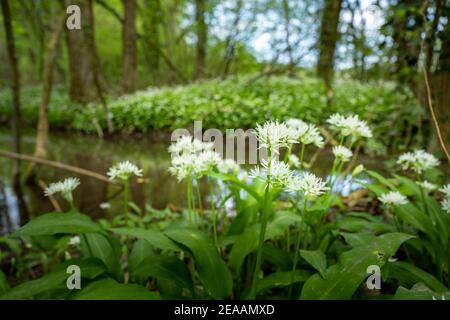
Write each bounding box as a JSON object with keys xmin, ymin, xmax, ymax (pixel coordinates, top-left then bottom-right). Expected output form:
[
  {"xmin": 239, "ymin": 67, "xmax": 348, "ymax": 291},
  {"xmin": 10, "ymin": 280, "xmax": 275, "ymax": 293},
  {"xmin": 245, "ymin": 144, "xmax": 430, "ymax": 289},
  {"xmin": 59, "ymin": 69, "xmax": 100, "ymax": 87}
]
[
  {"xmin": 288, "ymin": 154, "xmax": 300, "ymax": 168},
  {"xmin": 44, "ymin": 177, "xmax": 80, "ymax": 203},
  {"xmin": 249, "ymin": 159, "xmax": 293, "ymax": 187},
  {"xmin": 286, "ymin": 172, "xmax": 328, "ymax": 199},
  {"xmin": 441, "ymin": 198, "xmax": 450, "ymax": 214},
  {"xmin": 107, "ymin": 161, "xmax": 143, "ymax": 181},
  {"xmin": 168, "ymin": 135, "xmax": 212, "ymax": 155},
  {"xmin": 332, "ymin": 145, "xmax": 352, "ymax": 162},
  {"xmin": 379, "ymin": 191, "xmax": 408, "ymax": 206},
  {"xmin": 439, "ymin": 184, "xmax": 450, "ymax": 198},
  {"xmin": 397, "ymin": 150, "xmax": 439, "ymax": 174},
  {"xmin": 198, "ymin": 150, "xmax": 222, "ymax": 171},
  {"xmin": 417, "ymin": 180, "xmax": 438, "ymax": 192},
  {"xmin": 169, "ymin": 153, "xmax": 201, "ymax": 181},
  {"xmin": 255, "ymin": 121, "xmax": 296, "ymax": 154},
  {"xmin": 286, "ymin": 119, "xmax": 324, "ymax": 148},
  {"xmin": 326, "ymin": 113, "xmax": 373, "ymax": 138},
  {"xmin": 219, "ymin": 158, "xmax": 239, "ymax": 173},
  {"xmin": 68, "ymin": 236, "xmax": 80, "ymax": 246}
]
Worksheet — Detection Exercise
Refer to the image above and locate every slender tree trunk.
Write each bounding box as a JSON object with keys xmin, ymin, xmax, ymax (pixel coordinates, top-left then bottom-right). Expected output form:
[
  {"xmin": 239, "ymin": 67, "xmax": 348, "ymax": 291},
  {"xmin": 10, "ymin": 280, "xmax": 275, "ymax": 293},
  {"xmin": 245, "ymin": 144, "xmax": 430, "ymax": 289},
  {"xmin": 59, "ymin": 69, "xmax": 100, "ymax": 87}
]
[
  {"xmin": 282, "ymin": 0, "xmax": 295, "ymax": 77},
  {"xmin": 26, "ymin": 14, "xmax": 66, "ymax": 183},
  {"xmin": 144, "ymin": 0, "xmax": 161, "ymax": 76},
  {"xmin": 194, "ymin": 0, "xmax": 207, "ymax": 80},
  {"xmin": 1, "ymin": 0, "xmax": 21, "ymax": 187},
  {"xmin": 432, "ymin": 2, "xmax": 450, "ymax": 152},
  {"xmin": 222, "ymin": 0, "xmax": 242, "ymax": 78},
  {"xmin": 122, "ymin": 0, "xmax": 137, "ymax": 93},
  {"xmin": 85, "ymin": 0, "xmax": 113, "ymax": 133},
  {"xmin": 317, "ymin": 0, "xmax": 343, "ymax": 106}
]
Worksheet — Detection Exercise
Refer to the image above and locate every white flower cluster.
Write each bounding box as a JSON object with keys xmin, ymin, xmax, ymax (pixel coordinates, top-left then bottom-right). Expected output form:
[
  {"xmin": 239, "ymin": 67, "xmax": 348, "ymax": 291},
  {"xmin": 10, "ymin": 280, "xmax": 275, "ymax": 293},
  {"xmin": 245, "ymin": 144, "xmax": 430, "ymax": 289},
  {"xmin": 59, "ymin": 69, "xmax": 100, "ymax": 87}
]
[
  {"xmin": 439, "ymin": 184, "xmax": 450, "ymax": 214},
  {"xmin": 397, "ymin": 150, "xmax": 439, "ymax": 174},
  {"xmin": 326, "ymin": 113, "xmax": 373, "ymax": 139},
  {"xmin": 285, "ymin": 118, "xmax": 324, "ymax": 148},
  {"xmin": 379, "ymin": 191, "xmax": 408, "ymax": 206},
  {"xmin": 249, "ymin": 159, "xmax": 292, "ymax": 188},
  {"xmin": 417, "ymin": 180, "xmax": 438, "ymax": 192},
  {"xmin": 68, "ymin": 236, "xmax": 80, "ymax": 246},
  {"xmin": 286, "ymin": 172, "xmax": 328, "ymax": 199},
  {"xmin": 332, "ymin": 145, "xmax": 353, "ymax": 162},
  {"xmin": 107, "ymin": 160, "xmax": 143, "ymax": 181},
  {"xmin": 44, "ymin": 177, "xmax": 80, "ymax": 202},
  {"xmin": 255, "ymin": 121, "xmax": 296, "ymax": 154},
  {"xmin": 169, "ymin": 136, "xmax": 238, "ymax": 181}
]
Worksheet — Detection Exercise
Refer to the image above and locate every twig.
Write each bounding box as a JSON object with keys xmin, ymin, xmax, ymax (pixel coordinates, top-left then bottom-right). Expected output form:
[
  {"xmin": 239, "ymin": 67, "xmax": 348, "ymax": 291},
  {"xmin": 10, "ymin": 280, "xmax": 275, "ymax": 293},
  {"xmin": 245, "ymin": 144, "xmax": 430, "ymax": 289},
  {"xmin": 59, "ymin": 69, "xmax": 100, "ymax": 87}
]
[
  {"xmin": 38, "ymin": 180, "xmax": 62, "ymax": 211},
  {"xmin": 422, "ymin": 67, "xmax": 450, "ymax": 164},
  {"xmin": 0, "ymin": 150, "xmax": 115, "ymax": 184}
]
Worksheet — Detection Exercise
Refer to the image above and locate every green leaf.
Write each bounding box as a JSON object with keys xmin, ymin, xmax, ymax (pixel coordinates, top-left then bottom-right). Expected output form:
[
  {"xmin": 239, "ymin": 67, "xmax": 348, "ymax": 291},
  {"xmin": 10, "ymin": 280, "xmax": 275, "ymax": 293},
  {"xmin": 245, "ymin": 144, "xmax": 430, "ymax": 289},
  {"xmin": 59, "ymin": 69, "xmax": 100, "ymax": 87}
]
[
  {"xmin": 257, "ymin": 270, "xmax": 311, "ymax": 294},
  {"xmin": 366, "ymin": 170, "xmax": 396, "ymax": 190},
  {"xmin": 300, "ymin": 250, "xmax": 327, "ymax": 278},
  {"xmin": 301, "ymin": 233, "xmax": 414, "ymax": 300},
  {"xmin": 81, "ymin": 234, "xmax": 122, "ymax": 280},
  {"xmin": 0, "ymin": 270, "xmax": 9, "ymax": 295},
  {"xmin": 131, "ymin": 253, "xmax": 194, "ymax": 298},
  {"xmin": 164, "ymin": 228, "xmax": 232, "ymax": 299},
  {"xmin": 341, "ymin": 232, "xmax": 377, "ymax": 247},
  {"xmin": 394, "ymin": 283, "xmax": 450, "ymax": 300},
  {"xmin": 15, "ymin": 212, "xmax": 103, "ymax": 236},
  {"xmin": 110, "ymin": 227, "xmax": 179, "ymax": 252},
  {"xmin": 70, "ymin": 278, "xmax": 159, "ymax": 300},
  {"xmin": 386, "ymin": 261, "xmax": 448, "ymax": 293},
  {"xmin": 0, "ymin": 259, "xmax": 107, "ymax": 299}
]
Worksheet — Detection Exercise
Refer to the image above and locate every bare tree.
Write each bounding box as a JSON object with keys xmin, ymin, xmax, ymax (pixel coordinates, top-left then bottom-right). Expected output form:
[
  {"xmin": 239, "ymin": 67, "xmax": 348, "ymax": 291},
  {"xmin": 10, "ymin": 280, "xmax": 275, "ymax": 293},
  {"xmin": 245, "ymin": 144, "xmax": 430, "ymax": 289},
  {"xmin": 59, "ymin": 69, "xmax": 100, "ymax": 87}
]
[
  {"xmin": 194, "ymin": 0, "xmax": 207, "ymax": 80},
  {"xmin": 1, "ymin": 0, "xmax": 21, "ymax": 187},
  {"xmin": 317, "ymin": 0, "xmax": 343, "ymax": 106},
  {"xmin": 27, "ymin": 13, "xmax": 66, "ymax": 182},
  {"xmin": 122, "ymin": 0, "xmax": 137, "ymax": 93}
]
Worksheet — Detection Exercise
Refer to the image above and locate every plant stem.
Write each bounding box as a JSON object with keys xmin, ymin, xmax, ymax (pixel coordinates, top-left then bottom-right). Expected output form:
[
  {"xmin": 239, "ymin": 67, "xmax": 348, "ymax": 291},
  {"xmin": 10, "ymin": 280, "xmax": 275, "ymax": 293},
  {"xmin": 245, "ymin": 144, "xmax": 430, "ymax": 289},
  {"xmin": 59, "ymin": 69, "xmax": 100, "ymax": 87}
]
[
  {"xmin": 209, "ymin": 179, "xmax": 218, "ymax": 249},
  {"xmin": 249, "ymin": 184, "xmax": 271, "ymax": 299},
  {"xmin": 123, "ymin": 180, "xmax": 129, "ymax": 226}
]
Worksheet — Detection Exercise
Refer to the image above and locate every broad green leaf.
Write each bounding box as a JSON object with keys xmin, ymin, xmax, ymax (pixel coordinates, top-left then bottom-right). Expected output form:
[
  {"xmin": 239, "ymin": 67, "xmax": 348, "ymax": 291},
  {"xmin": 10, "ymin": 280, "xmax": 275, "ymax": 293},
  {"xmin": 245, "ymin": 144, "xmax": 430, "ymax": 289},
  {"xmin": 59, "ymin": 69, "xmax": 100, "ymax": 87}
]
[
  {"xmin": 366, "ymin": 170, "xmax": 396, "ymax": 190},
  {"xmin": 301, "ymin": 233, "xmax": 414, "ymax": 300},
  {"xmin": 15, "ymin": 212, "xmax": 103, "ymax": 236},
  {"xmin": 110, "ymin": 227, "xmax": 179, "ymax": 252},
  {"xmin": 70, "ymin": 278, "xmax": 159, "ymax": 300},
  {"xmin": 0, "ymin": 270, "xmax": 9, "ymax": 295},
  {"xmin": 131, "ymin": 253, "xmax": 193, "ymax": 298},
  {"xmin": 341, "ymin": 232, "xmax": 377, "ymax": 247},
  {"xmin": 164, "ymin": 228, "xmax": 232, "ymax": 299},
  {"xmin": 0, "ymin": 259, "xmax": 107, "ymax": 299},
  {"xmin": 337, "ymin": 217, "xmax": 395, "ymax": 234},
  {"xmin": 257, "ymin": 270, "xmax": 311, "ymax": 294},
  {"xmin": 394, "ymin": 283, "xmax": 450, "ymax": 300},
  {"xmin": 81, "ymin": 234, "xmax": 122, "ymax": 280},
  {"xmin": 262, "ymin": 245, "xmax": 292, "ymax": 270},
  {"xmin": 229, "ymin": 212, "xmax": 301, "ymax": 274},
  {"xmin": 386, "ymin": 261, "xmax": 448, "ymax": 293},
  {"xmin": 300, "ymin": 250, "xmax": 327, "ymax": 278}
]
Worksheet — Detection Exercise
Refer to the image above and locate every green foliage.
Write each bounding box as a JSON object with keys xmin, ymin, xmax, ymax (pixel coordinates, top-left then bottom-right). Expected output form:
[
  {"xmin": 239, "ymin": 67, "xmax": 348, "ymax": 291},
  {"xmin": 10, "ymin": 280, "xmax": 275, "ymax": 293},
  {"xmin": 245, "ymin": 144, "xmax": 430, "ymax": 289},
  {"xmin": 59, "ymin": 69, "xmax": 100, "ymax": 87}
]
[{"xmin": 0, "ymin": 76, "xmax": 421, "ymax": 151}]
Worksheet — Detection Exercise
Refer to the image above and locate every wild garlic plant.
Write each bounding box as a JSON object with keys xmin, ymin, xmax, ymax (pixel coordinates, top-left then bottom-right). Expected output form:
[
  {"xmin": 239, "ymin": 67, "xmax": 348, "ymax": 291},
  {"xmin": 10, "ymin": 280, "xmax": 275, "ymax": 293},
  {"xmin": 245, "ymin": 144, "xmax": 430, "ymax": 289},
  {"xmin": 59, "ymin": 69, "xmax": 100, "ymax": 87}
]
[
  {"xmin": 44, "ymin": 177, "xmax": 80, "ymax": 210},
  {"xmin": 107, "ymin": 160, "xmax": 143, "ymax": 225}
]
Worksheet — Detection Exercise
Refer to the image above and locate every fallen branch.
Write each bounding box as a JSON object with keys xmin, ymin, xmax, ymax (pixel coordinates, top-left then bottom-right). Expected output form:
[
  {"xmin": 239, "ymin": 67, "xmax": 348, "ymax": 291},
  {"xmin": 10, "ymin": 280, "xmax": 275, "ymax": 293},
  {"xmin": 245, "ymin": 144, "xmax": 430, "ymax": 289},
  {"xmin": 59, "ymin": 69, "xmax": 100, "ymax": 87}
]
[{"xmin": 0, "ymin": 150, "xmax": 114, "ymax": 184}]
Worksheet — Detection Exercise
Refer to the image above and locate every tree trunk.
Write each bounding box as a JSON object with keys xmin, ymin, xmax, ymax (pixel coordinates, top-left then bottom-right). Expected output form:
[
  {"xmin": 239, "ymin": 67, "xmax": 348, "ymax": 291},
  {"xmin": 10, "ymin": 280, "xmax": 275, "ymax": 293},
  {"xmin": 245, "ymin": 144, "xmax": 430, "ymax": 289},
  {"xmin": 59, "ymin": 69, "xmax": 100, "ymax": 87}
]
[
  {"xmin": 282, "ymin": 0, "xmax": 295, "ymax": 77},
  {"xmin": 222, "ymin": 0, "xmax": 242, "ymax": 78},
  {"xmin": 65, "ymin": 0, "xmax": 91, "ymax": 103},
  {"xmin": 317, "ymin": 0, "xmax": 343, "ymax": 106},
  {"xmin": 122, "ymin": 0, "xmax": 137, "ymax": 93},
  {"xmin": 26, "ymin": 14, "xmax": 66, "ymax": 182},
  {"xmin": 144, "ymin": 0, "xmax": 161, "ymax": 76},
  {"xmin": 432, "ymin": 2, "xmax": 450, "ymax": 153},
  {"xmin": 194, "ymin": 0, "xmax": 207, "ymax": 80},
  {"xmin": 1, "ymin": 0, "xmax": 21, "ymax": 187},
  {"xmin": 85, "ymin": 0, "xmax": 113, "ymax": 133}
]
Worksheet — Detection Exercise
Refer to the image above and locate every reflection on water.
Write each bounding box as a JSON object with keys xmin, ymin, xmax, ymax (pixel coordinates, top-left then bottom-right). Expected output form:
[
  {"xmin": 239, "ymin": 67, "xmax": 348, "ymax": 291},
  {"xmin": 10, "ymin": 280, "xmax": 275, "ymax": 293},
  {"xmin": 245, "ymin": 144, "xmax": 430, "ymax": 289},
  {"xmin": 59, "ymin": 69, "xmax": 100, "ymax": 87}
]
[{"xmin": 0, "ymin": 129, "xmax": 384, "ymax": 235}]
